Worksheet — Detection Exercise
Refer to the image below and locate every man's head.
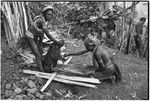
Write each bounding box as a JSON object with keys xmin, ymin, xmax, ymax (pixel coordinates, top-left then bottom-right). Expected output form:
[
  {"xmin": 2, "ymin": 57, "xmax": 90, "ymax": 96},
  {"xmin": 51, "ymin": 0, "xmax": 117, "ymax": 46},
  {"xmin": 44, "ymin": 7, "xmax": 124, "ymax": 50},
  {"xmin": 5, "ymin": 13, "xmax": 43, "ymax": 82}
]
[
  {"xmin": 139, "ymin": 17, "xmax": 146, "ymax": 24},
  {"xmin": 84, "ymin": 34, "xmax": 96, "ymax": 51},
  {"xmin": 42, "ymin": 6, "xmax": 54, "ymax": 21},
  {"xmin": 112, "ymin": 5, "xmax": 117, "ymax": 10}
]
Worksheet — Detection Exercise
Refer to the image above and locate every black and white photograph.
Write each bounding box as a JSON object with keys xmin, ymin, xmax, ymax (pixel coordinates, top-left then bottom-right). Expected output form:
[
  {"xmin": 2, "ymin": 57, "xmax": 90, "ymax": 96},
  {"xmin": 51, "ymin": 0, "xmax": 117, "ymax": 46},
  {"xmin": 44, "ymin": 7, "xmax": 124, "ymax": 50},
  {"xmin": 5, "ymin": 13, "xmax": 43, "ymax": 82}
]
[{"xmin": 1, "ymin": 1, "xmax": 149, "ymax": 100}]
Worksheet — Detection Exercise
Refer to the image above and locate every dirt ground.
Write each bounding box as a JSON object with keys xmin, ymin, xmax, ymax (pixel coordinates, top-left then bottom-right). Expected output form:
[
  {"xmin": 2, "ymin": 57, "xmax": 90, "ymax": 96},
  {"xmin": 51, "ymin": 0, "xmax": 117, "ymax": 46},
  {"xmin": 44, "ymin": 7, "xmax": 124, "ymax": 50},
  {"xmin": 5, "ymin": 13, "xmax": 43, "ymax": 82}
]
[{"xmin": 1, "ymin": 37, "xmax": 149, "ymax": 100}]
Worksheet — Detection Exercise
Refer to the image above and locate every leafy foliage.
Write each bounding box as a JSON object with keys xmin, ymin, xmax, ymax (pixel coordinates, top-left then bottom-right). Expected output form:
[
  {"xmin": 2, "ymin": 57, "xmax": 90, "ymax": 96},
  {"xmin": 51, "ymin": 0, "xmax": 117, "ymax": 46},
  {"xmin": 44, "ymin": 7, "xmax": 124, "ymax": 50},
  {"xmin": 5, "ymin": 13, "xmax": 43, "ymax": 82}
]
[{"xmin": 26, "ymin": 2, "xmax": 147, "ymax": 54}]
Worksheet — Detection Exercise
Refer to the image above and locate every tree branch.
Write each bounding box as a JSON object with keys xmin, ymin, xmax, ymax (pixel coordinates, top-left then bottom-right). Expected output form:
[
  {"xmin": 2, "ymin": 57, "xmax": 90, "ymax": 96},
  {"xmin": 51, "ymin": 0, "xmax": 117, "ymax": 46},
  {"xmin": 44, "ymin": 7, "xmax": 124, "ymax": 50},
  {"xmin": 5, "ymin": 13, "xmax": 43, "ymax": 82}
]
[{"xmin": 125, "ymin": 2, "xmax": 139, "ymax": 11}]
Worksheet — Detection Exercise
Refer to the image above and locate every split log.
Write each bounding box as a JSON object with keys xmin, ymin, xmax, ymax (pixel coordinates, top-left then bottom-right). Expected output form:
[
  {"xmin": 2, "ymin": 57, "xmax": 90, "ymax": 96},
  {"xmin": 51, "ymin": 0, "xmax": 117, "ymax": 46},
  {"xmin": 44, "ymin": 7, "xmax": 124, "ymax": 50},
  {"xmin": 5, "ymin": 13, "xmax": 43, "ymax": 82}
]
[
  {"xmin": 23, "ymin": 70, "xmax": 100, "ymax": 84},
  {"xmin": 36, "ymin": 74, "xmax": 97, "ymax": 88},
  {"xmin": 64, "ymin": 56, "xmax": 72, "ymax": 65},
  {"xmin": 52, "ymin": 64, "xmax": 95, "ymax": 76},
  {"xmin": 40, "ymin": 72, "xmax": 57, "ymax": 92}
]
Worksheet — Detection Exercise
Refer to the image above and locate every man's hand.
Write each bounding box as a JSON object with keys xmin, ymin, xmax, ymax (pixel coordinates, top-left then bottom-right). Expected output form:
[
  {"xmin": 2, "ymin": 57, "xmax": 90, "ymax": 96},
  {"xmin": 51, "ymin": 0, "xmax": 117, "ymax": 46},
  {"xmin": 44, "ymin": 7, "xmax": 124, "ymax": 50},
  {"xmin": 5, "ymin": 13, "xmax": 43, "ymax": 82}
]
[
  {"xmin": 55, "ymin": 39, "xmax": 65, "ymax": 47},
  {"xmin": 59, "ymin": 55, "xmax": 67, "ymax": 62}
]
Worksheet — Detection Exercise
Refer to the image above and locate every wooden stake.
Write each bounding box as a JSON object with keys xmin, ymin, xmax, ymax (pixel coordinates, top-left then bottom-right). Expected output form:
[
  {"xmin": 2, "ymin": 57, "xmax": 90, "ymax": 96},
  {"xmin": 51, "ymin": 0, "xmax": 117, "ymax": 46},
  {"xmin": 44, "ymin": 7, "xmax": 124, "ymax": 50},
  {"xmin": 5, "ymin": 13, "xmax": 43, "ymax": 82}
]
[{"xmin": 40, "ymin": 72, "xmax": 57, "ymax": 92}]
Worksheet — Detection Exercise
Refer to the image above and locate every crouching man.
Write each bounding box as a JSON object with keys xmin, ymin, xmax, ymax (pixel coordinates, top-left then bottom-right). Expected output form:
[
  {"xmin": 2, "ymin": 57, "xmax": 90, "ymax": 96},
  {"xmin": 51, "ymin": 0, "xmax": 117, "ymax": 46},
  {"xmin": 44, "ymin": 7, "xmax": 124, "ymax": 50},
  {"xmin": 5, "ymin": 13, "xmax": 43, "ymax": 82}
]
[{"xmin": 64, "ymin": 34, "xmax": 122, "ymax": 84}]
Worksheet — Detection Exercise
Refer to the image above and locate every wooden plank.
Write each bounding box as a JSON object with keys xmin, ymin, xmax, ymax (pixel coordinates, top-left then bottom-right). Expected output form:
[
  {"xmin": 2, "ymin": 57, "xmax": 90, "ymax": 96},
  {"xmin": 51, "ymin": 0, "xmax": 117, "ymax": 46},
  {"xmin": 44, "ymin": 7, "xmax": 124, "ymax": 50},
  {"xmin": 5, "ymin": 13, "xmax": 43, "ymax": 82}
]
[
  {"xmin": 36, "ymin": 74, "xmax": 97, "ymax": 88},
  {"xmin": 40, "ymin": 72, "xmax": 57, "ymax": 92},
  {"xmin": 24, "ymin": 70, "xmax": 100, "ymax": 83},
  {"xmin": 23, "ymin": 70, "xmax": 39, "ymax": 75},
  {"xmin": 23, "ymin": 70, "xmax": 100, "ymax": 84},
  {"xmin": 56, "ymin": 74, "xmax": 100, "ymax": 84}
]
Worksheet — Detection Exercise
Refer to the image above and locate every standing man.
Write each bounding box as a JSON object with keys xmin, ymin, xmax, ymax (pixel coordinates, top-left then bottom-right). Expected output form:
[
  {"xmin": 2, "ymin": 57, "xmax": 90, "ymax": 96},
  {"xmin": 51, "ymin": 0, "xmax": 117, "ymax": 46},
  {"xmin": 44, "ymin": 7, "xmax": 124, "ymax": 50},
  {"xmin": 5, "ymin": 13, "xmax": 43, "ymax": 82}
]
[
  {"xmin": 134, "ymin": 17, "xmax": 146, "ymax": 58},
  {"xmin": 142, "ymin": 24, "xmax": 148, "ymax": 60},
  {"xmin": 25, "ymin": 6, "xmax": 64, "ymax": 72}
]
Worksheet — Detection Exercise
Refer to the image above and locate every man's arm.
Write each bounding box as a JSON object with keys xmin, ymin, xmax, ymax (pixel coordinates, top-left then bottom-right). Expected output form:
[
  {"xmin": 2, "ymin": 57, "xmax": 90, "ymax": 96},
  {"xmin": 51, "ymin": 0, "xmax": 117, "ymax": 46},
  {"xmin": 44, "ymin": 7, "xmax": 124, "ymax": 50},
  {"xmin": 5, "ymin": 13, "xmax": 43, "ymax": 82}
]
[
  {"xmin": 65, "ymin": 50, "xmax": 89, "ymax": 57},
  {"xmin": 36, "ymin": 18, "xmax": 64, "ymax": 46},
  {"xmin": 42, "ymin": 26, "xmax": 63, "ymax": 45}
]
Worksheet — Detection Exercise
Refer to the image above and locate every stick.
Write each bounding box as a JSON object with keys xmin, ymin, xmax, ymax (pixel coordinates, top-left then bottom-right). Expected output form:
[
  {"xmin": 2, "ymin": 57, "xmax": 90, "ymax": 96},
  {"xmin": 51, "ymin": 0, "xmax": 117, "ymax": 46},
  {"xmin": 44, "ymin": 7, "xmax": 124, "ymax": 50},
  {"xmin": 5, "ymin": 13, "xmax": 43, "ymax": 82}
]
[
  {"xmin": 43, "ymin": 38, "xmax": 49, "ymax": 43},
  {"xmin": 55, "ymin": 89, "xmax": 63, "ymax": 96},
  {"xmin": 57, "ymin": 74, "xmax": 100, "ymax": 83},
  {"xmin": 58, "ymin": 22, "xmax": 77, "ymax": 27},
  {"xmin": 67, "ymin": 27, "xmax": 71, "ymax": 36},
  {"xmin": 60, "ymin": 46, "xmax": 66, "ymax": 51},
  {"xmin": 64, "ymin": 56, "xmax": 72, "ymax": 65},
  {"xmin": 36, "ymin": 74, "xmax": 97, "ymax": 88},
  {"xmin": 24, "ymin": 52, "xmax": 35, "ymax": 59},
  {"xmin": 40, "ymin": 72, "xmax": 57, "ymax": 92},
  {"xmin": 23, "ymin": 70, "xmax": 100, "ymax": 84},
  {"xmin": 19, "ymin": 53, "xmax": 33, "ymax": 61},
  {"xmin": 24, "ymin": 60, "xmax": 34, "ymax": 64}
]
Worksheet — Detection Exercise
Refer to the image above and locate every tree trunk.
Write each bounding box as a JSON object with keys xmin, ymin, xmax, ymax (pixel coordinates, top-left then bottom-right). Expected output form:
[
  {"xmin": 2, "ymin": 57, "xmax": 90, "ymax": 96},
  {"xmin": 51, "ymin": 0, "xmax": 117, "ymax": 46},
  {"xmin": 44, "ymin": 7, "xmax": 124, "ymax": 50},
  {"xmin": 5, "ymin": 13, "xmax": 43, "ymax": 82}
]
[
  {"xmin": 142, "ymin": 26, "xmax": 148, "ymax": 59},
  {"xmin": 119, "ymin": 2, "xmax": 126, "ymax": 52},
  {"xmin": 125, "ymin": 20, "xmax": 131, "ymax": 54},
  {"xmin": 1, "ymin": 2, "xmax": 28, "ymax": 49},
  {"xmin": 125, "ymin": 2, "xmax": 136, "ymax": 54}
]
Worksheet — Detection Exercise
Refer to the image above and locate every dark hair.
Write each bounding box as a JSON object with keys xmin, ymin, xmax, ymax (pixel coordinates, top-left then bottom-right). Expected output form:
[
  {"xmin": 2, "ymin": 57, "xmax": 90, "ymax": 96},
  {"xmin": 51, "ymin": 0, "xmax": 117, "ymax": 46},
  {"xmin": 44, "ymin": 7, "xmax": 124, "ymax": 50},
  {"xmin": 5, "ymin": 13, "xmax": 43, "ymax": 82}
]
[
  {"xmin": 42, "ymin": 9, "xmax": 53, "ymax": 18},
  {"xmin": 140, "ymin": 17, "xmax": 146, "ymax": 22}
]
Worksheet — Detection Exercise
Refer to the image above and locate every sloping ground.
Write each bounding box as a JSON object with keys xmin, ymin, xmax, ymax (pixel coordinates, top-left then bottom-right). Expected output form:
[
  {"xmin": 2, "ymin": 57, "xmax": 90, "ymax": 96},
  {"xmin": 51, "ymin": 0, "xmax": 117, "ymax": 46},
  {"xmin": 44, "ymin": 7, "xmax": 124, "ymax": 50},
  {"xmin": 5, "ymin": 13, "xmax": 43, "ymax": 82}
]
[
  {"xmin": 53, "ymin": 40, "xmax": 149, "ymax": 100},
  {"xmin": 1, "ymin": 38, "xmax": 149, "ymax": 100}
]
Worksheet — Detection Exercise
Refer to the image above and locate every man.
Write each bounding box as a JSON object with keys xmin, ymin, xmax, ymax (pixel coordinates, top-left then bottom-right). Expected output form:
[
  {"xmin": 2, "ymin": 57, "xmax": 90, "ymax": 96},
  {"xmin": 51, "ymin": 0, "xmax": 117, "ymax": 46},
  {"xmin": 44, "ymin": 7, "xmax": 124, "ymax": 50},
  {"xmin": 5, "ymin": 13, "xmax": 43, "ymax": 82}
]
[
  {"xmin": 142, "ymin": 24, "xmax": 148, "ymax": 60},
  {"xmin": 134, "ymin": 17, "xmax": 146, "ymax": 58},
  {"xmin": 25, "ymin": 6, "xmax": 64, "ymax": 72},
  {"xmin": 64, "ymin": 34, "xmax": 122, "ymax": 83}
]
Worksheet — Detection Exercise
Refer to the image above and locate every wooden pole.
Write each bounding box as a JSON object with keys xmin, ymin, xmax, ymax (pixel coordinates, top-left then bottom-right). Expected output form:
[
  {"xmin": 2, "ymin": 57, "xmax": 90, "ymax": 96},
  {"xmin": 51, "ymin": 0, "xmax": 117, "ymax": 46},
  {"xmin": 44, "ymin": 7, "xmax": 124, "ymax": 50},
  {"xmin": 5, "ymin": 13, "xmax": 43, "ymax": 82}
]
[{"xmin": 119, "ymin": 2, "xmax": 126, "ymax": 52}]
